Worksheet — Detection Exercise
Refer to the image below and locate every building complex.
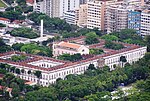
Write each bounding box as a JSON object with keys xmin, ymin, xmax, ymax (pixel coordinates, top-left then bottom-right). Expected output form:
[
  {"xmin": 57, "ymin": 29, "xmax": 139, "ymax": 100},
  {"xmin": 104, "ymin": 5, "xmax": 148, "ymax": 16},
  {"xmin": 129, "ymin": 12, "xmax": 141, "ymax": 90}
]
[{"xmin": 0, "ymin": 38, "xmax": 147, "ymax": 86}]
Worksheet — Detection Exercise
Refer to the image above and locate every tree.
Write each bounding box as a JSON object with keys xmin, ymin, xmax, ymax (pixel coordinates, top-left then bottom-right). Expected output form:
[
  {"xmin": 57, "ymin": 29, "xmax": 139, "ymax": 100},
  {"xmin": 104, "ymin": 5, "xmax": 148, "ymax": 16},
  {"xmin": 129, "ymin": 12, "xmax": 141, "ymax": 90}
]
[
  {"xmin": 21, "ymin": 69, "xmax": 24, "ymax": 74},
  {"xmin": 88, "ymin": 64, "xmax": 96, "ymax": 70},
  {"xmin": 34, "ymin": 71, "xmax": 42, "ymax": 85},
  {"xmin": 105, "ymin": 41, "xmax": 124, "ymax": 50},
  {"xmin": 145, "ymin": 35, "xmax": 150, "ymax": 52},
  {"xmin": 10, "ymin": 27, "xmax": 39, "ymax": 39},
  {"xmin": 101, "ymin": 34, "xmax": 119, "ymax": 41},
  {"xmin": 10, "ymin": 66, "xmax": 16, "ymax": 73},
  {"xmin": 89, "ymin": 48, "xmax": 104, "ymax": 55},
  {"xmin": 12, "ymin": 43, "xmax": 24, "ymax": 51},
  {"xmin": 120, "ymin": 56, "xmax": 127, "ymax": 67},
  {"xmin": 85, "ymin": 32, "xmax": 99, "ymax": 44},
  {"xmin": 10, "ymin": 82, "xmax": 20, "ymax": 97},
  {"xmin": 15, "ymin": 68, "xmax": 21, "ymax": 76},
  {"xmin": 0, "ymin": 38, "xmax": 11, "ymax": 53},
  {"xmin": 0, "ymin": 23, "xmax": 6, "ymax": 27},
  {"xmin": 3, "ymin": 73, "xmax": 15, "ymax": 86}
]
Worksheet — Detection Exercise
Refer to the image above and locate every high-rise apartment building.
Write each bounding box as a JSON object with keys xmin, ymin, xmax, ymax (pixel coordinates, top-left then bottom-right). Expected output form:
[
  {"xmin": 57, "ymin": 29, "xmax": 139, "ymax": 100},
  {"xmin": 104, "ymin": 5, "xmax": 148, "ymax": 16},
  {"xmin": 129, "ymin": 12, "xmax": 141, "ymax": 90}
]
[
  {"xmin": 87, "ymin": 1, "xmax": 104, "ymax": 30},
  {"xmin": 76, "ymin": 4, "xmax": 87, "ymax": 27},
  {"xmin": 34, "ymin": 0, "xmax": 80, "ymax": 18},
  {"xmin": 141, "ymin": 9, "xmax": 150, "ymax": 36},
  {"xmin": 106, "ymin": 4, "xmax": 128, "ymax": 33},
  {"xmin": 128, "ymin": 9, "xmax": 141, "ymax": 34}
]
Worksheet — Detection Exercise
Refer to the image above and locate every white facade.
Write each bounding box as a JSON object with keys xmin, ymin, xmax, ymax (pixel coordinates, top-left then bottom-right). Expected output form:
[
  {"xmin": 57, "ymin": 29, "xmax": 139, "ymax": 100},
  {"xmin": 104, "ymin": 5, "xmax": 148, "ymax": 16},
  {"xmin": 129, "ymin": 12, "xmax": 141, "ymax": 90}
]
[
  {"xmin": 53, "ymin": 41, "xmax": 89, "ymax": 57},
  {"xmin": 87, "ymin": 1, "xmax": 103, "ymax": 30},
  {"xmin": 64, "ymin": 10, "xmax": 76, "ymax": 25},
  {"xmin": 0, "ymin": 45, "xmax": 146, "ymax": 86},
  {"xmin": 106, "ymin": 4, "xmax": 128, "ymax": 33},
  {"xmin": 33, "ymin": 0, "xmax": 80, "ymax": 18},
  {"xmin": 141, "ymin": 10, "xmax": 150, "ymax": 36}
]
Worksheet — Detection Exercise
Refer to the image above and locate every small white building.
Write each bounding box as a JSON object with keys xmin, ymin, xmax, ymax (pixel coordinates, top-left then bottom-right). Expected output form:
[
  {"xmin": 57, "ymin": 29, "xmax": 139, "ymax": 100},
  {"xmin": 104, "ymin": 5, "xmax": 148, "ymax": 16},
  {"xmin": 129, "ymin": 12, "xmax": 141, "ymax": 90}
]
[{"xmin": 53, "ymin": 41, "xmax": 89, "ymax": 57}]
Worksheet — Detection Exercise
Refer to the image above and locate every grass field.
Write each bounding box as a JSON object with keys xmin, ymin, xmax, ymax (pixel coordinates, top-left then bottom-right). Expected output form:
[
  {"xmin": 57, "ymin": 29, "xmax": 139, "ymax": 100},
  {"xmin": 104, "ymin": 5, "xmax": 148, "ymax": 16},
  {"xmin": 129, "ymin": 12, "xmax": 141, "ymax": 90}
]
[{"xmin": 0, "ymin": 0, "xmax": 7, "ymax": 7}]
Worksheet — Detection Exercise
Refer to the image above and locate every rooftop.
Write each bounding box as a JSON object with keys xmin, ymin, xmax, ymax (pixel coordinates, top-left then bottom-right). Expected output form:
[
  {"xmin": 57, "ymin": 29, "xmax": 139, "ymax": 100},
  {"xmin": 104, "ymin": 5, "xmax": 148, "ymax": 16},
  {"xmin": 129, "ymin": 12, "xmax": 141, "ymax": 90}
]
[
  {"xmin": 58, "ymin": 41, "xmax": 82, "ymax": 50},
  {"xmin": 0, "ymin": 17, "xmax": 10, "ymax": 22}
]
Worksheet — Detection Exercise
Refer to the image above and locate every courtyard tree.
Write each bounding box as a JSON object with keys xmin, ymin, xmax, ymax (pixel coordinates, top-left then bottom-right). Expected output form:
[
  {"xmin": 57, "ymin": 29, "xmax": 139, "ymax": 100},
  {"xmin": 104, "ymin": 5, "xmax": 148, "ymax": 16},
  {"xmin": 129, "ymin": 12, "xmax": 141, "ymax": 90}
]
[{"xmin": 85, "ymin": 32, "xmax": 99, "ymax": 45}]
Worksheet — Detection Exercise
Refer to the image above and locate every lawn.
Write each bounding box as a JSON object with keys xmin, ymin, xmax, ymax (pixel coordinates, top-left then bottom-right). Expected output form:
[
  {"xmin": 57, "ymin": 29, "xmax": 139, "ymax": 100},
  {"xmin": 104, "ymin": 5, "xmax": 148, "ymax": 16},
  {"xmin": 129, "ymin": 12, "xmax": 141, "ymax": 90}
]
[{"xmin": 0, "ymin": 0, "xmax": 7, "ymax": 7}]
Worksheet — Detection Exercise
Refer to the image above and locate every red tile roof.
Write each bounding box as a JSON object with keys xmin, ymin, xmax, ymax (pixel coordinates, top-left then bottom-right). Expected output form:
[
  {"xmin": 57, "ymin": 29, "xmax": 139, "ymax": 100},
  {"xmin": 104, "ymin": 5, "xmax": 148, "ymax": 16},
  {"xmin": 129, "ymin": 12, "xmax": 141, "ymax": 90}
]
[
  {"xmin": 0, "ymin": 17, "xmax": 10, "ymax": 22},
  {"xmin": 26, "ymin": 0, "xmax": 34, "ymax": 4},
  {"xmin": 0, "ymin": 40, "xmax": 144, "ymax": 72}
]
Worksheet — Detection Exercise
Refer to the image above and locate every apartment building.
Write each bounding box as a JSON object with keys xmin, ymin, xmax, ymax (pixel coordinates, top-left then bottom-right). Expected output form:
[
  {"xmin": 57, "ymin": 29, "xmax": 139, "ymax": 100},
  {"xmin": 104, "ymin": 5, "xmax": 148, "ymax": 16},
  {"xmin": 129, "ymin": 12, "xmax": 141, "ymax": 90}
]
[
  {"xmin": 33, "ymin": 0, "xmax": 80, "ymax": 18},
  {"xmin": 64, "ymin": 10, "xmax": 76, "ymax": 25},
  {"xmin": 128, "ymin": 9, "xmax": 141, "ymax": 34},
  {"xmin": 141, "ymin": 9, "xmax": 150, "ymax": 36},
  {"xmin": 87, "ymin": 1, "xmax": 104, "ymax": 30},
  {"xmin": 106, "ymin": 4, "xmax": 128, "ymax": 33},
  {"xmin": 76, "ymin": 4, "xmax": 87, "ymax": 27}
]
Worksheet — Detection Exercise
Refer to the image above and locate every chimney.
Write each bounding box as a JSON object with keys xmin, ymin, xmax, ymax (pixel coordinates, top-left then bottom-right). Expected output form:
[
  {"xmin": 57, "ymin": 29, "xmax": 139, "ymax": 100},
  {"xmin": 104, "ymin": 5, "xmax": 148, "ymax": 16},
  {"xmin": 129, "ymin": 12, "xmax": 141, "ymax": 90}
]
[{"xmin": 40, "ymin": 19, "xmax": 43, "ymax": 37}]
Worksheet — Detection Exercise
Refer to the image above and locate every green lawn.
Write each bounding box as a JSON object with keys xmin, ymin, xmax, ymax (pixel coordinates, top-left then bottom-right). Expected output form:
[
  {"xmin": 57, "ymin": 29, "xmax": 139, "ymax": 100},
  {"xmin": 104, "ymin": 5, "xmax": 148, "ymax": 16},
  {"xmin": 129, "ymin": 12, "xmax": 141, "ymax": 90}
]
[{"xmin": 0, "ymin": 0, "xmax": 7, "ymax": 7}]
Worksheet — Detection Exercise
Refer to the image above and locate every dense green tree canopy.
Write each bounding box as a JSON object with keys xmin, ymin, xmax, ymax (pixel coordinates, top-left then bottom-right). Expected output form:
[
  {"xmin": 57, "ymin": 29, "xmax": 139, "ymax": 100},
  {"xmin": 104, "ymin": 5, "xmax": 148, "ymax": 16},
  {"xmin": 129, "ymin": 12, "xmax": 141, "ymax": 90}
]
[
  {"xmin": 105, "ymin": 41, "xmax": 124, "ymax": 50},
  {"xmin": 20, "ymin": 43, "xmax": 52, "ymax": 57},
  {"xmin": 110, "ymin": 29, "xmax": 145, "ymax": 45},
  {"xmin": 57, "ymin": 53, "xmax": 82, "ymax": 62},
  {"xmin": 89, "ymin": 48, "xmax": 104, "ymax": 55},
  {"xmin": 85, "ymin": 32, "xmax": 99, "ymax": 45},
  {"xmin": 10, "ymin": 27, "xmax": 39, "ymax": 39},
  {"xmin": 101, "ymin": 34, "xmax": 119, "ymax": 41}
]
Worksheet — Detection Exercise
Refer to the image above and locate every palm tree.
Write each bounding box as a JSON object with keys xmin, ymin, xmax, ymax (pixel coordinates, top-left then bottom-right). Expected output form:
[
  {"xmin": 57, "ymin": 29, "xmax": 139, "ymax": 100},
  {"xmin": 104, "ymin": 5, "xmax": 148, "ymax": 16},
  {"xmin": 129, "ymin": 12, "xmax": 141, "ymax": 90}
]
[{"xmin": 34, "ymin": 71, "xmax": 42, "ymax": 85}]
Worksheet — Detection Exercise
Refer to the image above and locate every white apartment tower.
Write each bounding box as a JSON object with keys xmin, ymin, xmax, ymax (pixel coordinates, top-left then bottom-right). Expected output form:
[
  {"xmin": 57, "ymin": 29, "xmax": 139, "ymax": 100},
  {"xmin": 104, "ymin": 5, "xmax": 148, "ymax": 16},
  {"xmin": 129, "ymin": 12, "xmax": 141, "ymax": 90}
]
[
  {"xmin": 141, "ymin": 9, "xmax": 150, "ymax": 36},
  {"xmin": 34, "ymin": 0, "xmax": 80, "ymax": 18},
  {"xmin": 87, "ymin": 1, "xmax": 105, "ymax": 30}
]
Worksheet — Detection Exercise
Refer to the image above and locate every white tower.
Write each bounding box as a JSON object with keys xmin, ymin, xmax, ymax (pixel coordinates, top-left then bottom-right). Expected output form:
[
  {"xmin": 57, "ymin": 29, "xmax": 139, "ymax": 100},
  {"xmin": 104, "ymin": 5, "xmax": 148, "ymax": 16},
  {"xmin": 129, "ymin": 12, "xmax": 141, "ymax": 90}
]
[{"xmin": 40, "ymin": 19, "xmax": 43, "ymax": 37}]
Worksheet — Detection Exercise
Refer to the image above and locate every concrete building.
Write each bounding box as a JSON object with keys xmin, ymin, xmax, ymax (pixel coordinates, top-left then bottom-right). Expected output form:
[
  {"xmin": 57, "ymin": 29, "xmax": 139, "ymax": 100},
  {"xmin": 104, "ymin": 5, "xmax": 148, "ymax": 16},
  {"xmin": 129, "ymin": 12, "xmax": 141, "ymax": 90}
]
[
  {"xmin": 76, "ymin": 4, "xmax": 87, "ymax": 27},
  {"xmin": 141, "ymin": 9, "xmax": 150, "ymax": 36},
  {"xmin": 87, "ymin": 1, "xmax": 104, "ymax": 30},
  {"xmin": 64, "ymin": 10, "xmax": 76, "ymax": 25},
  {"xmin": 106, "ymin": 4, "xmax": 128, "ymax": 33},
  {"xmin": 33, "ymin": 0, "xmax": 45, "ymax": 13},
  {"xmin": 0, "ymin": 42, "xmax": 146, "ymax": 86},
  {"xmin": 53, "ymin": 41, "xmax": 89, "ymax": 56},
  {"xmin": 33, "ymin": 0, "xmax": 80, "ymax": 18},
  {"xmin": 128, "ymin": 9, "xmax": 141, "ymax": 34}
]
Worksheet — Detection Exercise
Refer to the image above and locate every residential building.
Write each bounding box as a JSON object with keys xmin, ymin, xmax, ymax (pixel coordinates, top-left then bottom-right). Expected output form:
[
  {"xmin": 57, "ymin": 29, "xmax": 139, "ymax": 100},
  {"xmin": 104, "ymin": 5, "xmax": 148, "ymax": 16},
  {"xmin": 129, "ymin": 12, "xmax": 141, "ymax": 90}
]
[
  {"xmin": 87, "ymin": 1, "xmax": 104, "ymax": 30},
  {"xmin": 141, "ymin": 9, "xmax": 150, "ymax": 36},
  {"xmin": 53, "ymin": 41, "xmax": 89, "ymax": 56},
  {"xmin": 33, "ymin": 0, "xmax": 80, "ymax": 18},
  {"xmin": 76, "ymin": 4, "xmax": 87, "ymax": 27},
  {"xmin": 128, "ymin": 9, "xmax": 141, "ymax": 34},
  {"xmin": 106, "ymin": 4, "xmax": 128, "ymax": 33},
  {"xmin": 33, "ymin": 0, "xmax": 45, "ymax": 13},
  {"xmin": 0, "ymin": 43, "xmax": 146, "ymax": 86},
  {"xmin": 64, "ymin": 10, "xmax": 76, "ymax": 25}
]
